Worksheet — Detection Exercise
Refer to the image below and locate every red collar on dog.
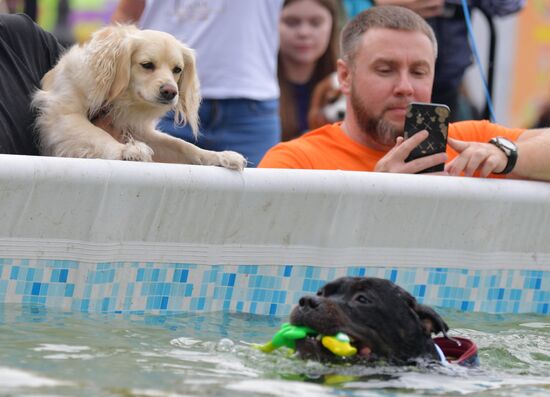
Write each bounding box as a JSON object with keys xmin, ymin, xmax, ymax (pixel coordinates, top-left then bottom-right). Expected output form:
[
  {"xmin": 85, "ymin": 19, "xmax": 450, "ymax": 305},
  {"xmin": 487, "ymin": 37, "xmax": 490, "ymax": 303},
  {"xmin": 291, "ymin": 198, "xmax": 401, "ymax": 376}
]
[{"xmin": 433, "ymin": 336, "xmax": 479, "ymax": 367}]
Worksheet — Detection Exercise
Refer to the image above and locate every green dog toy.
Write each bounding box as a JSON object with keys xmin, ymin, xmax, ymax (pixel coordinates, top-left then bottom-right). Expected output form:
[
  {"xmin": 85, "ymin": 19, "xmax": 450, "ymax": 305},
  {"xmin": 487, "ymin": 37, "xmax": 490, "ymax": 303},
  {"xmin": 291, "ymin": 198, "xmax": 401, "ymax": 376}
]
[{"xmin": 258, "ymin": 323, "xmax": 357, "ymax": 357}]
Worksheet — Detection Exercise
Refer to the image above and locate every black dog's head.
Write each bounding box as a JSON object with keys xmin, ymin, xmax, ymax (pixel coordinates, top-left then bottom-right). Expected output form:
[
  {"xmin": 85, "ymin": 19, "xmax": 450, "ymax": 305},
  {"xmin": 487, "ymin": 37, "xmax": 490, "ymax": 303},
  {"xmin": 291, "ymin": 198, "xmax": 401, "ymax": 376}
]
[{"xmin": 289, "ymin": 277, "xmax": 449, "ymax": 365}]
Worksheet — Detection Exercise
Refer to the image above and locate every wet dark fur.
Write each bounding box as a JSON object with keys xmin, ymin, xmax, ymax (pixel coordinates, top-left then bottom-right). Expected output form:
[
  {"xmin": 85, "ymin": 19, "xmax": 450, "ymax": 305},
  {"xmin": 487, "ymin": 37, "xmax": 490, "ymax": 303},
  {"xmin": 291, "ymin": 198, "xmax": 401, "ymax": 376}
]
[{"xmin": 290, "ymin": 277, "xmax": 449, "ymax": 365}]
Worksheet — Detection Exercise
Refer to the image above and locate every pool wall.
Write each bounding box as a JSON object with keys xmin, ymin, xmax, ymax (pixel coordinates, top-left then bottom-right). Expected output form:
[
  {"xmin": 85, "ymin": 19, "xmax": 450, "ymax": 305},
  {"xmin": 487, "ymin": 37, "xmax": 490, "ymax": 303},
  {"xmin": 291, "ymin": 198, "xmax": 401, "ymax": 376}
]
[{"xmin": 0, "ymin": 155, "xmax": 549, "ymax": 315}]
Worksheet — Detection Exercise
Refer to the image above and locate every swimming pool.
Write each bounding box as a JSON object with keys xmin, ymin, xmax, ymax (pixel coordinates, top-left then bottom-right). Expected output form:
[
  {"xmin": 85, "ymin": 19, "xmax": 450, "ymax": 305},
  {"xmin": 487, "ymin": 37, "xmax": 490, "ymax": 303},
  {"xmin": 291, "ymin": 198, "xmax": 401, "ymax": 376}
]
[
  {"xmin": 1, "ymin": 155, "xmax": 549, "ymax": 394},
  {"xmin": 2, "ymin": 304, "xmax": 549, "ymax": 396},
  {"xmin": 1, "ymin": 155, "xmax": 549, "ymax": 315}
]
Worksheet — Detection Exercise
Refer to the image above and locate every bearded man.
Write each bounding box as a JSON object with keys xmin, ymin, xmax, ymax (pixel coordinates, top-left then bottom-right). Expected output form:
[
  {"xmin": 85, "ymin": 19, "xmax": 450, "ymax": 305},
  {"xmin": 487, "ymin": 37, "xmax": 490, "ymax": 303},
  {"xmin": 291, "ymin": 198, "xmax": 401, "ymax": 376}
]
[{"xmin": 259, "ymin": 5, "xmax": 550, "ymax": 181}]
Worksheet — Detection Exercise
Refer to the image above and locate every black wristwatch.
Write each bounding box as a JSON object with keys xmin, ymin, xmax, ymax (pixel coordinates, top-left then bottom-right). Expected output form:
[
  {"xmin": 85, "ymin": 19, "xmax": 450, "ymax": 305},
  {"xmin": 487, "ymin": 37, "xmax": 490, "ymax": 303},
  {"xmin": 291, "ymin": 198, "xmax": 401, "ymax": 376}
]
[{"xmin": 489, "ymin": 136, "xmax": 518, "ymax": 174}]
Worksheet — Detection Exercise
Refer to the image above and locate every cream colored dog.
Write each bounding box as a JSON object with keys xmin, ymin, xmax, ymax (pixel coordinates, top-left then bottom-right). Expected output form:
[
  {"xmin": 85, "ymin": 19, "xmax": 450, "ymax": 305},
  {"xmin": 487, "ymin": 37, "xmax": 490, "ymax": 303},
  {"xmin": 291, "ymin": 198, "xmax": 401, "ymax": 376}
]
[{"xmin": 32, "ymin": 25, "xmax": 247, "ymax": 170}]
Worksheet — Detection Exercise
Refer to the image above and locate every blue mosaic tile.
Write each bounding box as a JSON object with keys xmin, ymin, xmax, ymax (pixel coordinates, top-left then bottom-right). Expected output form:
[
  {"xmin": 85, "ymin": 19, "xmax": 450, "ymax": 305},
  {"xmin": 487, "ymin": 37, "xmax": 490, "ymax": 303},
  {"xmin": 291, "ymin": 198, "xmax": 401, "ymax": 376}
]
[
  {"xmin": 346, "ymin": 267, "xmax": 363, "ymax": 277},
  {"xmin": 173, "ymin": 269, "xmax": 189, "ymax": 283},
  {"xmin": 428, "ymin": 271, "xmax": 447, "ymax": 285},
  {"xmin": 509, "ymin": 289, "xmax": 522, "ymax": 301},
  {"xmin": 10, "ymin": 266, "xmax": 19, "ymax": 280},
  {"xmin": 221, "ymin": 273, "xmax": 235, "ymax": 287},
  {"xmin": 388, "ymin": 269, "xmax": 398, "ymax": 282},
  {"xmin": 528, "ymin": 278, "xmax": 542, "ymax": 290},
  {"xmin": 534, "ymin": 290, "xmax": 550, "ymax": 302},
  {"xmin": 283, "ymin": 265, "xmax": 292, "ymax": 277},
  {"xmin": 238, "ymin": 265, "xmax": 258, "ymax": 275},
  {"xmin": 0, "ymin": 280, "xmax": 7, "ymax": 296},
  {"xmin": 65, "ymin": 284, "xmax": 75, "ymax": 297},
  {"xmin": 414, "ymin": 284, "xmax": 426, "ymax": 297},
  {"xmin": 0, "ymin": 259, "xmax": 549, "ymax": 315}
]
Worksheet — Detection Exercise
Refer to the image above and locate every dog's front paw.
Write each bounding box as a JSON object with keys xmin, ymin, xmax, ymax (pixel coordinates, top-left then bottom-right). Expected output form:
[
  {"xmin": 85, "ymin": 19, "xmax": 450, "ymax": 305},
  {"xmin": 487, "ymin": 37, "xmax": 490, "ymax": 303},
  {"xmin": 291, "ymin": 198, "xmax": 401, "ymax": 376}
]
[
  {"xmin": 215, "ymin": 151, "xmax": 247, "ymax": 171},
  {"xmin": 121, "ymin": 141, "xmax": 154, "ymax": 162}
]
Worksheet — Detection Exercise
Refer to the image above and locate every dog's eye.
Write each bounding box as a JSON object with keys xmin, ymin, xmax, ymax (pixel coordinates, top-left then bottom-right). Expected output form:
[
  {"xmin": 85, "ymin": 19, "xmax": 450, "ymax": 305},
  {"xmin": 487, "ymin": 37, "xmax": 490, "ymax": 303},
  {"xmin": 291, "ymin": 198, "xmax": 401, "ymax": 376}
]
[
  {"xmin": 141, "ymin": 62, "xmax": 155, "ymax": 70},
  {"xmin": 316, "ymin": 290, "xmax": 323, "ymax": 297},
  {"xmin": 172, "ymin": 66, "xmax": 182, "ymax": 74},
  {"xmin": 355, "ymin": 294, "xmax": 370, "ymax": 304}
]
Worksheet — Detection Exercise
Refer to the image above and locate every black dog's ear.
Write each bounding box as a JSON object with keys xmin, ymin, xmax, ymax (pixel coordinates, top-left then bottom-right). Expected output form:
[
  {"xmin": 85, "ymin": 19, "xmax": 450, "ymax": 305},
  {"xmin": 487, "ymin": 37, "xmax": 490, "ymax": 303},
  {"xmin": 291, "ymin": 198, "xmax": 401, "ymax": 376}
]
[
  {"xmin": 395, "ymin": 284, "xmax": 450, "ymax": 337},
  {"xmin": 414, "ymin": 303, "xmax": 449, "ymax": 337}
]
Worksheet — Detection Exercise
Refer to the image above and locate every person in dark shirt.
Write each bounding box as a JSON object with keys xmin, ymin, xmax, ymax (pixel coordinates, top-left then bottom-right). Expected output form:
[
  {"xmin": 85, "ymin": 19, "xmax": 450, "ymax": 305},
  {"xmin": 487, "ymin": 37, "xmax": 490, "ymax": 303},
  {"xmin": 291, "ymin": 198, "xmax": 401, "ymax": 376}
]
[{"xmin": 0, "ymin": 13, "xmax": 63, "ymax": 155}]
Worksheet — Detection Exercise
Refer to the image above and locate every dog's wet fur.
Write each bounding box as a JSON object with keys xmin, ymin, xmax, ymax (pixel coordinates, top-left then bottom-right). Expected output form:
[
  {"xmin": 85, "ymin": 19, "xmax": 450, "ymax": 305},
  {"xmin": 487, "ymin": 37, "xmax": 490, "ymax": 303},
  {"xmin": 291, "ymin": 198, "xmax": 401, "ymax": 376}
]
[{"xmin": 290, "ymin": 277, "xmax": 449, "ymax": 365}]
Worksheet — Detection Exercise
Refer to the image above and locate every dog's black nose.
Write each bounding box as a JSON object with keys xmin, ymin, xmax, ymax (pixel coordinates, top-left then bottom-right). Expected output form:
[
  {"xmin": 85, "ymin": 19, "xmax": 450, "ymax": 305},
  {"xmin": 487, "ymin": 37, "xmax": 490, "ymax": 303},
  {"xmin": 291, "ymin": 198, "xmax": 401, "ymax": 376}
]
[
  {"xmin": 299, "ymin": 295, "xmax": 320, "ymax": 309},
  {"xmin": 159, "ymin": 84, "xmax": 177, "ymax": 101}
]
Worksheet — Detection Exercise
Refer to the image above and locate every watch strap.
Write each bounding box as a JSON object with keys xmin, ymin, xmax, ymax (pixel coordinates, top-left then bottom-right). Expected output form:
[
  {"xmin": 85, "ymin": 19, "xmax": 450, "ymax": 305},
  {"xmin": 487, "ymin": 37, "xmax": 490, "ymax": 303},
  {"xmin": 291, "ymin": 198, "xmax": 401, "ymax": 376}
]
[{"xmin": 489, "ymin": 137, "xmax": 518, "ymax": 175}]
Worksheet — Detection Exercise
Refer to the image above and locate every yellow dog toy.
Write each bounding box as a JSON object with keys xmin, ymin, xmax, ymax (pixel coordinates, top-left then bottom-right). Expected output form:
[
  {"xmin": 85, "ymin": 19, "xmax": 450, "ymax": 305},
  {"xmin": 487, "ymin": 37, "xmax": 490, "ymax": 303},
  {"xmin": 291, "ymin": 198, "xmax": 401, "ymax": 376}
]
[{"xmin": 258, "ymin": 323, "xmax": 357, "ymax": 357}]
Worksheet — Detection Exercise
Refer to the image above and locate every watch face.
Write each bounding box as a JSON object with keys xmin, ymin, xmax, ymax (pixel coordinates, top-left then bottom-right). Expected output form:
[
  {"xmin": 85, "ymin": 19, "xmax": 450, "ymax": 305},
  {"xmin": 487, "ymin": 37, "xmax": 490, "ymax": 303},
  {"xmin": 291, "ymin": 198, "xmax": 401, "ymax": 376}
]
[
  {"xmin": 493, "ymin": 136, "xmax": 517, "ymax": 156},
  {"xmin": 497, "ymin": 138, "xmax": 516, "ymax": 151}
]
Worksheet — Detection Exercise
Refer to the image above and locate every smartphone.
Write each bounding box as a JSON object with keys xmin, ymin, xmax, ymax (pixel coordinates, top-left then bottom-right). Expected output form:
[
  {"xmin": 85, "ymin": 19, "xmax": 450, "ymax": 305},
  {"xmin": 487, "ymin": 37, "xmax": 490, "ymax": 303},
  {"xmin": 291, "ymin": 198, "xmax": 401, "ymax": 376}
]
[{"xmin": 404, "ymin": 102, "xmax": 450, "ymax": 173}]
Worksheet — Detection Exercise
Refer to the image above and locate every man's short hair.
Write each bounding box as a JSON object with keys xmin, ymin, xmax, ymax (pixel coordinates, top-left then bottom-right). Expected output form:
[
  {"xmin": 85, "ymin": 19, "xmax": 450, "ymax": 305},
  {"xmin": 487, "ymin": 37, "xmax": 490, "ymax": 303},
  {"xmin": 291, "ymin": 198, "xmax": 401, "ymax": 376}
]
[{"xmin": 341, "ymin": 5, "xmax": 438, "ymax": 64}]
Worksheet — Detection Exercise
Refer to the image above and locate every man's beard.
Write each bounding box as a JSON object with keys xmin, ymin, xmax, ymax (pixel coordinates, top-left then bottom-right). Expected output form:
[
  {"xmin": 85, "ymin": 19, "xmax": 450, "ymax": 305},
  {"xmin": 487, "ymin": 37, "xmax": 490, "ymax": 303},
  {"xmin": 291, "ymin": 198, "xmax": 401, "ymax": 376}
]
[{"xmin": 350, "ymin": 85, "xmax": 403, "ymax": 148}]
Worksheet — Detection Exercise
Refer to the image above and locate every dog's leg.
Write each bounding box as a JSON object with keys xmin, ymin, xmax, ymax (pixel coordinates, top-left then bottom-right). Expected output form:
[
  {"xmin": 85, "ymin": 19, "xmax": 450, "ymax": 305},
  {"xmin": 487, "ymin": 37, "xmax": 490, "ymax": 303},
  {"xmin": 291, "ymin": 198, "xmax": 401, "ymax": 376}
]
[
  {"xmin": 120, "ymin": 139, "xmax": 154, "ymax": 162},
  {"xmin": 40, "ymin": 114, "xmax": 154, "ymax": 161},
  {"xmin": 141, "ymin": 130, "xmax": 247, "ymax": 170}
]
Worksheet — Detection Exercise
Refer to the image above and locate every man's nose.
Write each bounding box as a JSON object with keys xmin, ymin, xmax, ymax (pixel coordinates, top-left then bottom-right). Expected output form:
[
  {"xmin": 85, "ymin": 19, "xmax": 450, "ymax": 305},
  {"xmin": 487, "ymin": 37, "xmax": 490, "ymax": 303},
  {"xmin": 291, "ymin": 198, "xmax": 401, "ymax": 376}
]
[{"xmin": 394, "ymin": 73, "xmax": 414, "ymax": 96}]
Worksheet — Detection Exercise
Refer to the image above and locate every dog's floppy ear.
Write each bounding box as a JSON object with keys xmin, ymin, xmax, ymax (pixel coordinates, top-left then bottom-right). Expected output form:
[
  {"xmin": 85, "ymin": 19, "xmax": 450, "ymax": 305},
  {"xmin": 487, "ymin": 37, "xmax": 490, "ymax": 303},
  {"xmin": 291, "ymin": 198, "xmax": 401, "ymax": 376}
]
[
  {"xmin": 308, "ymin": 75, "xmax": 333, "ymax": 130},
  {"xmin": 175, "ymin": 44, "xmax": 201, "ymax": 137},
  {"xmin": 87, "ymin": 25, "xmax": 136, "ymax": 116},
  {"xmin": 414, "ymin": 303, "xmax": 449, "ymax": 337},
  {"xmin": 397, "ymin": 285, "xmax": 449, "ymax": 337}
]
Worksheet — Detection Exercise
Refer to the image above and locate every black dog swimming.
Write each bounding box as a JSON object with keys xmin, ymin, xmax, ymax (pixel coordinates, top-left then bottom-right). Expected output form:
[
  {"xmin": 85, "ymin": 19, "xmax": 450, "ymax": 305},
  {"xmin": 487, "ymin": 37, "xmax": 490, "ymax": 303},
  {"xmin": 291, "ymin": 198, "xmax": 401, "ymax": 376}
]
[{"xmin": 290, "ymin": 276, "xmax": 475, "ymax": 366}]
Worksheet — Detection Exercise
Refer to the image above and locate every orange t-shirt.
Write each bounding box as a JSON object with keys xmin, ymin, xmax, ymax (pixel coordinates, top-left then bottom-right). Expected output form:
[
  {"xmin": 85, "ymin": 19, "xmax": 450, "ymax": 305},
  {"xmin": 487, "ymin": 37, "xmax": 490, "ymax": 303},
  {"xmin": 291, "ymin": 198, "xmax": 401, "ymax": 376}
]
[{"xmin": 259, "ymin": 120, "xmax": 524, "ymax": 175}]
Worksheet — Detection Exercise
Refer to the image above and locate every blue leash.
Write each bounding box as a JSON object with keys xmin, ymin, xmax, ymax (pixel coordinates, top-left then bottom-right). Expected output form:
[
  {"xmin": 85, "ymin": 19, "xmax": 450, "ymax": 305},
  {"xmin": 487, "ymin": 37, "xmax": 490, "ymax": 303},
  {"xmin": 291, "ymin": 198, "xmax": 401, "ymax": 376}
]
[{"xmin": 461, "ymin": 0, "xmax": 497, "ymax": 122}]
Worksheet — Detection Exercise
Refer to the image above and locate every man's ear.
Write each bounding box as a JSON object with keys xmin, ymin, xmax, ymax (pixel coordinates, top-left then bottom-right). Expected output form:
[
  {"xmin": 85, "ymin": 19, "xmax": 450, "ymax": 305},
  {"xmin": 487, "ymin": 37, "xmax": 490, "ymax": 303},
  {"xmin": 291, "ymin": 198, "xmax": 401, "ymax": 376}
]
[{"xmin": 336, "ymin": 58, "xmax": 351, "ymax": 95}]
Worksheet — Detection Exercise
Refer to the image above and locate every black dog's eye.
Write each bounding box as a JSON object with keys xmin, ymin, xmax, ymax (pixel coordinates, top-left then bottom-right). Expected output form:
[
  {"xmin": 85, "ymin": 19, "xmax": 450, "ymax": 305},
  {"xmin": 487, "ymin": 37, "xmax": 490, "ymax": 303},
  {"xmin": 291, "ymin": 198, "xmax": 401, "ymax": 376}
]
[
  {"xmin": 141, "ymin": 62, "xmax": 155, "ymax": 70},
  {"xmin": 316, "ymin": 290, "xmax": 323, "ymax": 297},
  {"xmin": 355, "ymin": 294, "xmax": 370, "ymax": 304},
  {"xmin": 172, "ymin": 66, "xmax": 182, "ymax": 74}
]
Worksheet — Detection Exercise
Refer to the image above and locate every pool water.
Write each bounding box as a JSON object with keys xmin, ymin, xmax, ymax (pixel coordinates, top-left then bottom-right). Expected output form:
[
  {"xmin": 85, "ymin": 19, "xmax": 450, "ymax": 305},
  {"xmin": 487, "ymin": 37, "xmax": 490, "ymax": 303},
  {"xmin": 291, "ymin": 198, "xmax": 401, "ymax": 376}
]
[{"xmin": 1, "ymin": 304, "xmax": 549, "ymax": 397}]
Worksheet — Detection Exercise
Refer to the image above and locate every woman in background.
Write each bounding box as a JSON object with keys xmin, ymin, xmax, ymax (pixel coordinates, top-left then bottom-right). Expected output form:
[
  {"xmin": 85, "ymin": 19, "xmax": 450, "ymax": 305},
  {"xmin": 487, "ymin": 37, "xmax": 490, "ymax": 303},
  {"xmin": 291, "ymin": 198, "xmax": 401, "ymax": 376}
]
[{"xmin": 278, "ymin": 0, "xmax": 340, "ymax": 141}]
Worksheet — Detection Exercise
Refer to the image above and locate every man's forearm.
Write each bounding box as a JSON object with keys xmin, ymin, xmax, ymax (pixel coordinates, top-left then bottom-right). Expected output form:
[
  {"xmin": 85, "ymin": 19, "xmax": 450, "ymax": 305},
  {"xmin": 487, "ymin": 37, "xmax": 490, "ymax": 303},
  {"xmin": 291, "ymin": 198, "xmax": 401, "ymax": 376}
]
[{"xmin": 511, "ymin": 129, "xmax": 550, "ymax": 181}]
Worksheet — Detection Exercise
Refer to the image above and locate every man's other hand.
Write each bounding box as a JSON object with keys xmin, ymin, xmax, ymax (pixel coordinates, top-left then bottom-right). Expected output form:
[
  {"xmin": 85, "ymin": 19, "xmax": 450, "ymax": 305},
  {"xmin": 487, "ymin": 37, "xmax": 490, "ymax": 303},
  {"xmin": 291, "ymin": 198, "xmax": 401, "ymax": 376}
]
[{"xmin": 445, "ymin": 137, "xmax": 508, "ymax": 177}]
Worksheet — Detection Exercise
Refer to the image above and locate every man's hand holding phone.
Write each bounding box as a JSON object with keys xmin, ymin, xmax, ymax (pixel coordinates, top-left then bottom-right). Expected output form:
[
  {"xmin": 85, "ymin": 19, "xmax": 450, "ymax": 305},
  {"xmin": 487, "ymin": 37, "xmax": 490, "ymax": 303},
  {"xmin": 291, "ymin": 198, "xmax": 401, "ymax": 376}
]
[
  {"xmin": 374, "ymin": 130, "xmax": 448, "ymax": 174},
  {"xmin": 375, "ymin": 102, "xmax": 450, "ymax": 174}
]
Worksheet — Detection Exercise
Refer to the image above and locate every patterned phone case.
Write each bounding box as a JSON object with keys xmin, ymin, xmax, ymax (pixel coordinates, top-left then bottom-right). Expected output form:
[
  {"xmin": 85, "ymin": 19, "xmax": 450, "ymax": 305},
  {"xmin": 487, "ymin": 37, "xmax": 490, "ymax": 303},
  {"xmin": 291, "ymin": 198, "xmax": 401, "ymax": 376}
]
[{"xmin": 404, "ymin": 102, "xmax": 450, "ymax": 173}]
